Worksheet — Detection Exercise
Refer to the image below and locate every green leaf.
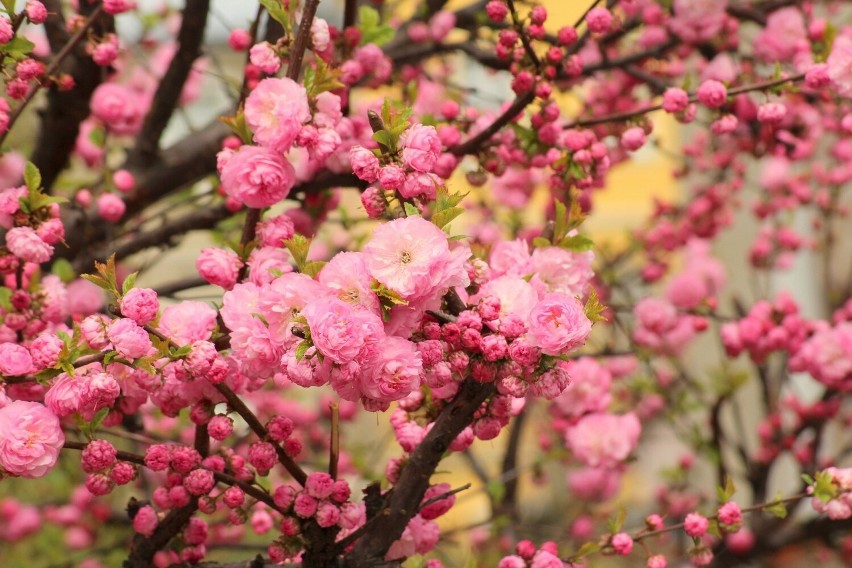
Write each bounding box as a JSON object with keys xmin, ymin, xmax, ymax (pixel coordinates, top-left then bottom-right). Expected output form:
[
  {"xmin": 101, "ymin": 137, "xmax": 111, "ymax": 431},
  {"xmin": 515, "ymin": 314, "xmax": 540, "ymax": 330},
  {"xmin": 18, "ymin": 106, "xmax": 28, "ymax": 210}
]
[
  {"xmin": 558, "ymin": 234, "xmax": 594, "ymax": 252},
  {"xmin": 553, "ymin": 199, "xmax": 568, "ymax": 243},
  {"xmin": 121, "ymin": 271, "xmax": 138, "ymax": 295},
  {"xmin": 584, "ymin": 287, "xmax": 607, "ymax": 323},
  {"xmin": 3, "ymin": 35, "xmax": 35, "ymax": 60},
  {"xmin": 35, "ymin": 368, "xmax": 62, "ymax": 384},
  {"xmin": 219, "ymin": 109, "xmax": 253, "ymax": 145},
  {"xmin": 812, "ymin": 470, "xmax": 839, "ymax": 503},
  {"xmin": 302, "ymin": 261, "xmax": 326, "ymax": 279},
  {"xmin": 259, "ymin": 0, "xmax": 290, "ymax": 28},
  {"xmin": 0, "ymin": 0, "xmax": 15, "ymax": 14},
  {"xmin": 572, "ymin": 541, "xmax": 601, "ymax": 559},
  {"xmin": 432, "ymin": 206, "xmax": 463, "ymax": 230},
  {"xmin": 716, "ymin": 476, "xmax": 736, "ymax": 503},
  {"xmin": 80, "ymin": 274, "xmax": 110, "ymax": 291},
  {"xmin": 0, "ymin": 286, "xmax": 11, "ymax": 311},
  {"xmin": 24, "ymin": 161, "xmax": 41, "ymax": 193},
  {"xmin": 485, "ymin": 480, "xmax": 505, "ymax": 503},
  {"xmin": 532, "ymin": 237, "xmax": 551, "ymax": 248},
  {"xmin": 52, "ymin": 258, "xmax": 75, "ymax": 283},
  {"xmin": 358, "ymin": 6, "xmax": 394, "ymax": 46},
  {"xmin": 607, "ymin": 507, "xmax": 626, "ymax": 533},
  {"xmin": 403, "ymin": 201, "xmax": 420, "ymax": 217},
  {"xmin": 765, "ymin": 493, "xmax": 788, "ymax": 519},
  {"xmin": 283, "ymin": 235, "xmax": 311, "ymax": 271},
  {"xmin": 295, "ymin": 339, "xmax": 311, "ymax": 362}
]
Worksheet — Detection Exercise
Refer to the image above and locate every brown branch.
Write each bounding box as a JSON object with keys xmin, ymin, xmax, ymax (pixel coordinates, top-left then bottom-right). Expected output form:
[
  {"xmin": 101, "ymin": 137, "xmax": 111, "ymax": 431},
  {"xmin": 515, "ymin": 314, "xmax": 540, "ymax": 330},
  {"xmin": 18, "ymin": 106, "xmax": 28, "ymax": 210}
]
[
  {"xmin": 128, "ymin": 0, "xmax": 211, "ymax": 167},
  {"xmin": 566, "ymin": 71, "xmax": 806, "ymax": 129},
  {"xmin": 450, "ymin": 90, "xmax": 535, "ymax": 156},
  {"xmin": 30, "ymin": 3, "xmax": 113, "ymax": 191},
  {"xmin": 343, "ymin": 379, "xmax": 496, "ymax": 567},
  {"xmin": 0, "ymin": 5, "xmax": 105, "ymax": 150},
  {"xmin": 214, "ymin": 383, "xmax": 308, "ymax": 486},
  {"xmin": 329, "ymin": 402, "xmax": 340, "ymax": 480}
]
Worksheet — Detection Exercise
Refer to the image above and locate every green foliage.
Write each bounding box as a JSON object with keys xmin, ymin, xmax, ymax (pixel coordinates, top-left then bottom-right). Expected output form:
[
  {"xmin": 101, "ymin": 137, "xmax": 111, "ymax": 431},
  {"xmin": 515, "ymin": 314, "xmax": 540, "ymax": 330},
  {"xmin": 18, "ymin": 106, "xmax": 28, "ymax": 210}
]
[
  {"xmin": 358, "ymin": 6, "xmax": 394, "ymax": 46},
  {"xmin": 283, "ymin": 234, "xmax": 312, "ymax": 271},
  {"xmin": 716, "ymin": 475, "xmax": 736, "ymax": 503},
  {"xmin": 259, "ymin": 0, "xmax": 291, "ymax": 31},
  {"xmin": 219, "ymin": 108, "xmax": 253, "ymax": 145},
  {"xmin": 19, "ymin": 162, "xmax": 67, "ymax": 214},
  {"xmin": 431, "ymin": 186, "xmax": 466, "ymax": 231},
  {"xmin": 304, "ymin": 60, "xmax": 344, "ymax": 97},
  {"xmin": 584, "ymin": 288, "xmax": 607, "ymax": 323}
]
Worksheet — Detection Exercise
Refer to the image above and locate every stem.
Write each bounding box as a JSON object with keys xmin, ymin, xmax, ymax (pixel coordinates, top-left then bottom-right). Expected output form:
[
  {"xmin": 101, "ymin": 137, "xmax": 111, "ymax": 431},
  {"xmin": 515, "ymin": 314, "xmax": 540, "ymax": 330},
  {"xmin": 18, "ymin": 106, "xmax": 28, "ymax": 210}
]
[{"xmin": 329, "ymin": 402, "xmax": 340, "ymax": 480}]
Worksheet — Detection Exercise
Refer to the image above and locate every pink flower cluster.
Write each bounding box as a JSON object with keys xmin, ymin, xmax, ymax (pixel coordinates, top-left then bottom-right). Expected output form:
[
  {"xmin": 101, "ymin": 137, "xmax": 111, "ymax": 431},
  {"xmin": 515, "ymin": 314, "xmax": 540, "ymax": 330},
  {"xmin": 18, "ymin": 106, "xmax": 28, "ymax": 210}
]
[{"xmin": 810, "ymin": 468, "xmax": 852, "ymax": 519}]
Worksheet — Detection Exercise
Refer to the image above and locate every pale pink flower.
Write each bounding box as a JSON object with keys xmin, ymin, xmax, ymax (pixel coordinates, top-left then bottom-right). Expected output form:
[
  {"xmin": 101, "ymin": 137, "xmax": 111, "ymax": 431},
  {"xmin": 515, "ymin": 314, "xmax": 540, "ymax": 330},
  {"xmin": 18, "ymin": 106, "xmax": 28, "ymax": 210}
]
[
  {"xmin": 360, "ymin": 336, "xmax": 423, "ymax": 402},
  {"xmin": 311, "ymin": 18, "xmax": 330, "ymax": 52},
  {"xmin": 301, "ymin": 298, "xmax": 384, "ymax": 364},
  {"xmin": 0, "ymin": 342, "xmax": 33, "ymax": 376},
  {"xmin": 668, "ymin": 0, "xmax": 727, "ymax": 44},
  {"xmin": 90, "ymin": 83, "xmax": 144, "ymax": 135},
  {"xmin": 220, "ymin": 145, "xmax": 296, "ymax": 208},
  {"xmin": 475, "ymin": 275, "xmax": 539, "ymax": 323},
  {"xmin": 0, "ymin": 401, "xmax": 63, "ymax": 478},
  {"xmin": 196, "ymin": 247, "xmax": 243, "ymax": 290},
  {"xmin": 552, "ymin": 357, "xmax": 612, "ymax": 418},
  {"xmin": 120, "ymin": 288, "xmax": 159, "ymax": 325},
  {"xmin": 754, "ymin": 7, "xmax": 807, "ymax": 62},
  {"xmin": 565, "ymin": 412, "xmax": 641, "ymax": 468},
  {"xmin": 319, "ymin": 252, "xmax": 380, "ymax": 314},
  {"xmin": 108, "ymin": 318, "xmax": 152, "ymax": 359},
  {"xmin": 530, "ymin": 246, "xmax": 594, "ymax": 296},
  {"xmin": 158, "ymin": 301, "xmax": 218, "ymax": 344},
  {"xmin": 249, "ymin": 42, "xmax": 281, "ymax": 75},
  {"xmin": 363, "ymin": 216, "xmax": 469, "ymax": 299},
  {"xmin": 400, "ymin": 124, "xmax": 441, "ymax": 172},
  {"xmin": 97, "ymin": 193, "xmax": 126, "ymax": 223},
  {"xmin": 827, "ymin": 36, "xmax": 852, "ymax": 98},
  {"xmin": 6, "ymin": 226, "xmax": 53, "ymax": 263},
  {"xmin": 527, "ymin": 293, "xmax": 592, "ymax": 355},
  {"xmin": 244, "ymin": 78, "xmax": 311, "ymax": 153}
]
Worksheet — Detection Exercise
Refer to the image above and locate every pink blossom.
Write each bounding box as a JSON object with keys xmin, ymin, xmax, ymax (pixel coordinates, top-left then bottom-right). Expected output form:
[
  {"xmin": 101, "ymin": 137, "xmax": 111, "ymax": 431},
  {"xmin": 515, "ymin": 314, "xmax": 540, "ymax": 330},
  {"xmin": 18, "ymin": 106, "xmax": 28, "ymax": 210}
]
[
  {"xmin": 244, "ymin": 78, "xmax": 311, "ymax": 153},
  {"xmin": 108, "ymin": 318, "xmax": 152, "ymax": 360},
  {"xmin": 133, "ymin": 505, "xmax": 158, "ymax": 537},
  {"xmin": 6, "ymin": 226, "xmax": 53, "ymax": 263},
  {"xmin": 120, "ymin": 288, "xmax": 159, "ymax": 325},
  {"xmin": 349, "ymin": 145, "xmax": 380, "ymax": 182},
  {"xmin": 227, "ymin": 29, "xmax": 251, "ymax": 51},
  {"xmin": 684, "ymin": 512, "xmax": 709, "ymax": 537},
  {"xmin": 360, "ymin": 336, "xmax": 423, "ymax": 402},
  {"xmin": 668, "ymin": 0, "xmax": 727, "ymax": 44},
  {"xmin": 611, "ymin": 532, "xmax": 633, "ymax": 555},
  {"xmin": 363, "ymin": 216, "xmax": 469, "ymax": 299},
  {"xmin": 827, "ymin": 36, "xmax": 852, "ymax": 97},
  {"xmin": 621, "ymin": 127, "xmax": 646, "ymax": 151},
  {"xmin": 399, "ymin": 172, "xmax": 439, "ymax": 200},
  {"xmin": 530, "ymin": 246, "xmax": 594, "ymax": 297},
  {"xmin": 0, "ymin": 342, "xmax": 33, "ymax": 376},
  {"xmin": 97, "ymin": 193, "xmax": 126, "ymax": 223},
  {"xmin": 311, "ymin": 18, "xmax": 330, "ymax": 51},
  {"xmin": 565, "ymin": 412, "xmax": 641, "ymax": 468},
  {"xmin": 249, "ymin": 42, "xmax": 281, "ymax": 75},
  {"xmin": 301, "ymin": 298, "xmax": 384, "ymax": 364},
  {"xmin": 586, "ymin": 7, "xmax": 612, "ymax": 34},
  {"xmin": 663, "ymin": 87, "xmax": 689, "ymax": 113},
  {"xmin": 696, "ymin": 80, "xmax": 728, "ymax": 109},
  {"xmin": 90, "ymin": 84, "xmax": 143, "ymax": 135},
  {"xmin": 0, "ymin": 401, "xmax": 63, "ymax": 478},
  {"xmin": 717, "ymin": 501, "xmax": 742, "ymax": 527},
  {"xmin": 428, "ymin": 11, "xmax": 456, "ymax": 41},
  {"xmin": 30, "ymin": 332, "xmax": 63, "ymax": 370},
  {"xmin": 567, "ymin": 466, "xmax": 621, "ymax": 501},
  {"xmin": 196, "ymin": 247, "xmax": 243, "ymax": 290},
  {"xmin": 400, "ymin": 124, "xmax": 441, "ymax": 173},
  {"xmin": 754, "ymin": 7, "xmax": 807, "ymax": 62},
  {"xmin": 489, "ymin": 239, "xmax": 531, "ymax": 277},
  {"xmin": 552, "ymin": 357, "xmax": 612, "ymax": 418},
  {"xmin": 25, "ymin": 1, "xmax": 48, "ymax": 24},
  {"xmin": 527, "ymin": 293, "xmax": 592, "ymax": 355},
  {"xmin": 103, "ymin": 0, "xmax": 135, "ymax": 15},
  {"xmin": 319, "ymin": 252, "xmax": 380, "ymax": 313},
  {"xmin": 305, "ymin": 472, "xmax": 335, "ymax": 499},
  {"xmin": 220, "ymin": 145, "xmax": 296, "ymax": 208},
  {"xmin": 158, "ymin": 301, "xmax": 217, "ymax": 344}
]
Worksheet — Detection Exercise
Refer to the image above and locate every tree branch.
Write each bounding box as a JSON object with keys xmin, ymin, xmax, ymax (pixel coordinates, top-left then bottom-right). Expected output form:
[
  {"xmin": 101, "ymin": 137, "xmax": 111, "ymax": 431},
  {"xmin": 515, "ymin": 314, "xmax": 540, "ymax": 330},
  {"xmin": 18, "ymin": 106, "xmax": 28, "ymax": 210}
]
[{"xmin": 128, "ymin": 0, "xmax": 211, "ymax": 167}]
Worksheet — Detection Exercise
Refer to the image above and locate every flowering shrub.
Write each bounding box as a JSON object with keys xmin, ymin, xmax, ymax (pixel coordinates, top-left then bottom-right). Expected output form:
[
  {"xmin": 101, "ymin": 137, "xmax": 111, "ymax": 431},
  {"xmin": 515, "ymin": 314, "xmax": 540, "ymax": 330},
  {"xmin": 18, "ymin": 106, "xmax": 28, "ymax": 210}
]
[{"xmin": 0, "ymin": 1, "xmax": 851, "ymax": 567}]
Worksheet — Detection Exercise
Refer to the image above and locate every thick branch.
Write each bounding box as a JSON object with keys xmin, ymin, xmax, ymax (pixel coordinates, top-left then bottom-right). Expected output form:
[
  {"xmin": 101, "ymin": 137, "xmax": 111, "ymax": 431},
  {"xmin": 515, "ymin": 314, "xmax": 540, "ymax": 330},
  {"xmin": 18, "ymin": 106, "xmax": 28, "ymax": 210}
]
[
  {"xmin": 30, "ymin": 4, "xmax": 113, "ymax": 191},
  {"xmin": 344, "ymin": 379, "xmax": 496, "ymax": 567},
  {"xmin": 128, "ymin": 0, "xmax": 211, "ymax": 167}
]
